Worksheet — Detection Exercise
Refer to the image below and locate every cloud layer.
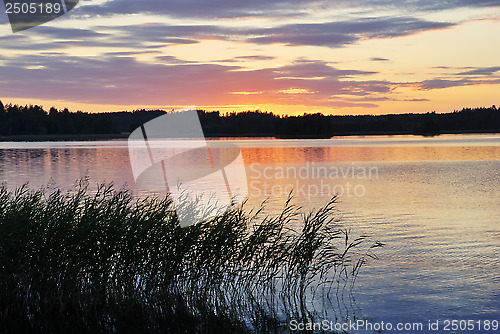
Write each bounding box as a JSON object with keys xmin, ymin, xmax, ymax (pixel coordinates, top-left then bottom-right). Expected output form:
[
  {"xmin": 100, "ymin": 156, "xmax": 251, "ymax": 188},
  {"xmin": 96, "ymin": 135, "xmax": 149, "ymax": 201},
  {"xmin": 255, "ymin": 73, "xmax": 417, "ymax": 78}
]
[{"xmin": 0, "ymin": 0, "xmax": 499, "ymax": 113}]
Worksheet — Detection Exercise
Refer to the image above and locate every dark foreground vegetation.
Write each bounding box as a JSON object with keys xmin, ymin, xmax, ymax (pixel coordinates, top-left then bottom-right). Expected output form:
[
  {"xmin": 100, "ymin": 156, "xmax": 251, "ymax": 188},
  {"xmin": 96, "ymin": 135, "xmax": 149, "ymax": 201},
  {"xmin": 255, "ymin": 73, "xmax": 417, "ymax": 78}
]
[
  {"xmin": 2, "ymin": 99, "xmax": 497, "ymax": 139},
  {"xmin": 0, "ymin": 183, "xmax": 382, "ymax": 333}
]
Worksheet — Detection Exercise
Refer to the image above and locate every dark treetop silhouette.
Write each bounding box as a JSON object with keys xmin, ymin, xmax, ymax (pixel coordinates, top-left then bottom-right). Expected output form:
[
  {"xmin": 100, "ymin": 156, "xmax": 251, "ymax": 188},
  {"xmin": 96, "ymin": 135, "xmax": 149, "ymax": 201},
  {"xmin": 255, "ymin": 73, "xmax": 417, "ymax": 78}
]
[{"xmin": 0, "ymin": 100, "xmax": 498, "ymax": 140}]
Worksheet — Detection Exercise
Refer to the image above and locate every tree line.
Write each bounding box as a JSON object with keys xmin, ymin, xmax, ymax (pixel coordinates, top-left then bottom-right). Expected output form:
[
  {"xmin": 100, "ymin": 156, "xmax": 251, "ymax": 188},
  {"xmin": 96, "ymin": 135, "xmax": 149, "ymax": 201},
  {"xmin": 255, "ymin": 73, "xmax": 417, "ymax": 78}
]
[
  {"xmin": 1, "ymin": 99, "xmax": 499, "ymax": 139},
  {"xmin": 0, "ymin": 101, "xmax": 120, "ymax": 136}
]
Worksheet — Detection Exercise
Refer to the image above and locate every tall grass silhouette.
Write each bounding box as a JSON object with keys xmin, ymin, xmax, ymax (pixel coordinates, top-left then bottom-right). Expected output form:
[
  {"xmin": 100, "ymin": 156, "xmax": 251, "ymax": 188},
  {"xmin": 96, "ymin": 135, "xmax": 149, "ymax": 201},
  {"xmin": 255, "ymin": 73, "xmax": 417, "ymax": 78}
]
[{"xmin": 0, "ymin": 182, "xmax": 382, "ymax": 333}]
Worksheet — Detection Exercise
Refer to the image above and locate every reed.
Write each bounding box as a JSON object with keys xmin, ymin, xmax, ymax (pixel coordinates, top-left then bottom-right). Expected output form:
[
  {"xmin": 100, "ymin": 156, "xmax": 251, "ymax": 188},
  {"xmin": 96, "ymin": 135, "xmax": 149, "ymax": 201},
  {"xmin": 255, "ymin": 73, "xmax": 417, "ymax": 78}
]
[{"xmin": 0, "ymin": 182, "xmax": 382, "ymax": 333}]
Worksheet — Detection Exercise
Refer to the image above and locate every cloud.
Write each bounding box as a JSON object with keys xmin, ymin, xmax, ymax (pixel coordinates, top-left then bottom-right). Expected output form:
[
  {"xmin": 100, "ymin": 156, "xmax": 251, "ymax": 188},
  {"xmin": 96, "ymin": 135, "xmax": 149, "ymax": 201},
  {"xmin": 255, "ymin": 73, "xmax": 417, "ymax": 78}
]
[
  {"xmin": 105, "ymin": 51, "xmax": 160, "ymax": 56},
  {"xmin": 234, "ymin": 55, "xmax": 276, "ymax": 61},
  {"xmin": 154, "ymin": 56, "xmax": 197, "ymax": 64},
  {"xmin": 371, "ymin": 57, "xmax": 390, "ymax": 62},
  {"xmin": 0, "ymin": 15, "xmax": 456, "ymax": 55},
  {"xmin": 2, "ymin": 0, "xmax": 498, "ymax": 113},
  {"xmin": 0, "ymin": 24, "xmax": 206, "ymax": 52},
  {"xmin": 216, "ymin": 55, "xmax": 276, "ymax": 63},
  {"xmin": 246, "ymin": 17, "xmax": 455, "ymax": 47},
  {"xmin": 75, "ymin": 0, "xmax": 330, "ymax": 19},
  {"xmin": 332, "ymin": 0, "xmax": 500, "ymax": 13},
  {"xmin": 416, "ymin": 77, "xmax": 500, "ymax": 90},
  {"xmin": 0, "ymin": 55, "xmax": 390, "ymax": 108},
  {"xmin": 457, "ymin": 66, "xmax": 500, "ymax": 76},
  {"xmin": 414, "ymin": 64, "xmax": 500, "ymax": 90},
  {"xmin": 273, "ymin": 60, "xmax": 377, "ymax": 78},
  {"xmin": 73, "ymin": 0, "xmax": 500, "ymax": 19},
  {"xmin": 418, "ymin": 79, "xmax": 473, "ymax": 89},
  {"xmin": 31, "ymin": 26, "xmax": 108, "ymax": 39},
  {"xmin": 248, "ymin": 32, "xmax": 356, "ymax": 48}
]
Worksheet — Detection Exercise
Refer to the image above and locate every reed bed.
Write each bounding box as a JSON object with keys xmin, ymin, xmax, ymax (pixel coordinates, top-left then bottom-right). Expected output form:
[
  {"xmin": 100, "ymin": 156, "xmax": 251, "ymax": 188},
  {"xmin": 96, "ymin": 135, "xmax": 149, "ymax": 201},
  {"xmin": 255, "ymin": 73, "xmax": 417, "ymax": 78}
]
[{"xmin": 0, "ymin": 182, "xmax": 382, "ymax": 333}]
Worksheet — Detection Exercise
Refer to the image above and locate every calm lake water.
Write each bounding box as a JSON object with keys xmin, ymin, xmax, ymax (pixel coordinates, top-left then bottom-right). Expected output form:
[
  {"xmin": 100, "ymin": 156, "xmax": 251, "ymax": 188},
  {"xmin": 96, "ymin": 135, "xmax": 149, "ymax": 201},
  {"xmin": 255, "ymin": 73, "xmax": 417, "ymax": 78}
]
[{"xmin": 1, "ymin": 134, "xmax": 499, "ymax": 333}]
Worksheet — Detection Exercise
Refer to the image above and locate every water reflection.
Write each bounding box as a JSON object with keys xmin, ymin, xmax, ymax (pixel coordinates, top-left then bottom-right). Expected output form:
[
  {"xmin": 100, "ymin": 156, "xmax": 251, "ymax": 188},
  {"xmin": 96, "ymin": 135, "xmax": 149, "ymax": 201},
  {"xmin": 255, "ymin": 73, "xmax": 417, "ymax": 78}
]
[
  {"xmin": 241, "ymin": 145, "xmax": 500, "ymax": 163},
  {"xmin": 0, "ymin": 135, "xmax": 499, "ymax": 332}
]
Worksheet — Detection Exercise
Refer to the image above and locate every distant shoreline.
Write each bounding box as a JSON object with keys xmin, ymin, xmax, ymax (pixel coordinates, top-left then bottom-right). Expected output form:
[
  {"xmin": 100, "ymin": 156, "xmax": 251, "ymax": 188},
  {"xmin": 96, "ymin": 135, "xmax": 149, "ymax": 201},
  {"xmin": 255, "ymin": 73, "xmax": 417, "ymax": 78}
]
[
  {"xmin": 1, "ymin": 102, "xmax": 499, "ymax": 141},
  {"xmin": 0, "ymin": 134, "xmax": 130, "ymax": 142},
  {"xmin": 1, "ymin": 130, "xmax": 499, "ymax": 142}
]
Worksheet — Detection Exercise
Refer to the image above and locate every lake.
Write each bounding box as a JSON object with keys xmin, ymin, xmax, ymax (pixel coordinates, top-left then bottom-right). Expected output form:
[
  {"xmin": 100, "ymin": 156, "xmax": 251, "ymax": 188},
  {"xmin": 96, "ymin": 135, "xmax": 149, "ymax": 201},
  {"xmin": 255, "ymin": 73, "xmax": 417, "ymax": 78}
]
[{"xmin": 1, "ymin": 134, "xmax": 499, "ymax": 333}]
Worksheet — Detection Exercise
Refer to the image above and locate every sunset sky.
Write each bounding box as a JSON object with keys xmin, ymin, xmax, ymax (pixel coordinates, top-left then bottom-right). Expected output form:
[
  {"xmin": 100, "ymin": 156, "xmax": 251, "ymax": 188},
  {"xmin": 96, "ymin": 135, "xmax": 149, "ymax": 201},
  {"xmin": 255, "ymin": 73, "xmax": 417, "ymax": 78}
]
[{"xmin": 1, "ymin": 0, "xmax": 500, "ymax": 115}]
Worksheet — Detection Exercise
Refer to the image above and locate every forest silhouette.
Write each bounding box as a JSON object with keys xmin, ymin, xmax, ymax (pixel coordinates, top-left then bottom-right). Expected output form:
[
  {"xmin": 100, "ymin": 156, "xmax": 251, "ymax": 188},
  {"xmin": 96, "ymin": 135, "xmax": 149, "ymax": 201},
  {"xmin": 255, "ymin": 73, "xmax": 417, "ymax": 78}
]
[{"xmin": 0, "ymin": 100, "xmax": 499, "ymax": 139}]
